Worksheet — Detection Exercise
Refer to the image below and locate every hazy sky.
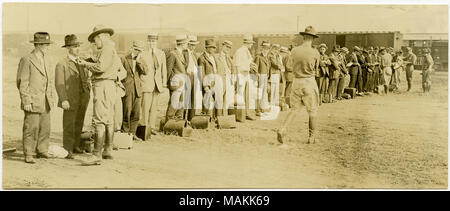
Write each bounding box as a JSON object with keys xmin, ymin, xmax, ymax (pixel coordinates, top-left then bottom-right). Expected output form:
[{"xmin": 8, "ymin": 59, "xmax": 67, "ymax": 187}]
[{"xmin": 2, "ymin": 3, "xmax": 448, "ymax": 34}]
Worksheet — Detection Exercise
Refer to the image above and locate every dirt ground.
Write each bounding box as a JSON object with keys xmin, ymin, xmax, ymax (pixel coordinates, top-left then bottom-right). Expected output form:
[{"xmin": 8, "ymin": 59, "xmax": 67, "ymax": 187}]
[{"xmin": 2, "ymin": 55, "xmax": 448, "ymax": 189}]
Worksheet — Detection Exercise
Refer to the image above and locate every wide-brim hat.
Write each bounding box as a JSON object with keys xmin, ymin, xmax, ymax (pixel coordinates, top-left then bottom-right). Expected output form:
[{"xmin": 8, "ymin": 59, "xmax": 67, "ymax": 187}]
[
  {"xmin": 62, "ymin": 34, "xmax": 82, "ymax": 48},
  {"xmin": 341, "ymin": 47, "xmax": 349, "ymax": 53},
  {"xmin": 243, "ymin": 34, "xmax": 255, "ymax": 44},
  {"xmin": 205, "ymin": 39, "xmax": 216, "ymax": 48},
  {"xmin": 188, "ymin": 35, "xmax": 200, "ymax": 45},
  {"xmin": 222, "ymin": 40, "xmax": 233, "ymax": 48},
  {"xmin": 332, "ymin": 45, "xmax": 341, "ymax": 52},
  {"xmin": 30, "ymin": 32, "xmax": 54, "ymax": 44},
  {"xmin": 300, "ymin": 26, "xmax": 319, "ymax": 38},
  {"xmin": 132, "ymin": 40, "xmax": 145, "ymax": 51},
  {"xmin": 318, "ymin": 43, "xmax": 328, "ymax": 49},
  {"xmin": 88, "ymin": 25, "xmax": 114, "ymax": 43},
  {"xmin": 175, "ymin": 34, "xmax": 188, "ymax": 44},
  {"xmin": 261, "ymin": 41, "xmax": 271, "ymax": 48}
]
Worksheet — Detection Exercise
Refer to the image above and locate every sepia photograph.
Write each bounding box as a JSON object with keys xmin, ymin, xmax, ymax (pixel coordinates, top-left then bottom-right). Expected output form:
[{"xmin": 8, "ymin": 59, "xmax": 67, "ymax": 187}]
[{"xmin": 1, "ymin": 1, "xmax": 448, "ymax": 190}]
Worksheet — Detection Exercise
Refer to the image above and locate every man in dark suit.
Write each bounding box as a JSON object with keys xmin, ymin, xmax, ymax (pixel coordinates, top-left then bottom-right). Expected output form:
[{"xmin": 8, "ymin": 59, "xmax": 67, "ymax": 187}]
[
  {"xmin": 120, "ymin": 40, "xmax": 147, "ymax": 140},
  {"xmin": 55, "ymin": 34, "xmax": 91, "ymax": 159},
  {"xmin": 253, "ymin": 41, "xmax": 271, "ymax": 116},
  {"xmin": 17, "ymin": 32, "xmax": 56, "ymax": 163},
  {"xmin": 198, "ymin": 39, "xmax": 222, "ymax": 118},
  {"xmin": 166, "ymin": 35, "xmax": 189, "ymax": 121}
]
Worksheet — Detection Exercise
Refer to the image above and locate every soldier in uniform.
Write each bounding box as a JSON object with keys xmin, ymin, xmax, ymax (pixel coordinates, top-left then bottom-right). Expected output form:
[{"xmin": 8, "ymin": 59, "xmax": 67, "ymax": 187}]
[
  {"xmin": 280, "ymin": 46, "xmax": 293, "ymax": 107},
  {"xmin": 379, "ymin": 47, "xmax": 393, "ymax": 95},
  {"xmin": 17, "ymin": 32, "xmax": 56, "ymax": 163},
  {"xmin": 276, "ymin": 26, "xmax": 320, "ymax": 145},
  {"xmin": 404, "ymin": 47, "xmax": 417, "ymax": 92},
  {"xmin": 422, "ymin": 48, "xmax": 434, "ymax": 93},
  {"xmin": 55, "ymin": 34, "xmax": 91, "ymax": 159}
]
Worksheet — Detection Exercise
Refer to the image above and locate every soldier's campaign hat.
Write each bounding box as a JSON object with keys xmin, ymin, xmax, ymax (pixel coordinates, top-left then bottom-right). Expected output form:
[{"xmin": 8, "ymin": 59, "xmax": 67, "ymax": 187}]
[
  {"xmin": 222, "ymin": 40, "xmax": 233, "ymax": 48},
  {"xmin": 188, "ymin": 35, "xmax": 200, "ymax": 45},
  {"xmin": 88, "ymin": 24, "xmax": 114, "ymax": 43},
  {"xmin": 205, "ymin": 39, "xmax": 216, "ymax": 48},
  {"xmin": 132, "ymin": 40, "xmax": 145, "ymax": 51},
  {"xmin": 280, "ymin": 46, "xmax": 289, "ymax": 53},
  {"xmin": 148, "ymin": 33, "xmax": 158, "ymax": 41},
  {"xmin": 319, "ymin": 43, "xmax": 328, "ymax": 49},
  {"xmin": 175, "ymin": 34, "xmax": 188, "ymax": 44},
  {"xmin": 243, "ymin": 34, "xmax": 256, "ymax": 44},
  {"xmin": 30, "ymin": 32, "xmax": 54, "ymax": 44},
  {"xmin": 261, "ymin": 41, "xmax": 271, "ymax": 48},
  {"xmin": 300, "ymin": 26, "xmax": 319, "ymax": 38},
  {"xmin": 62, "ymin": 34, "xmax": 82, "ymax": 48}
]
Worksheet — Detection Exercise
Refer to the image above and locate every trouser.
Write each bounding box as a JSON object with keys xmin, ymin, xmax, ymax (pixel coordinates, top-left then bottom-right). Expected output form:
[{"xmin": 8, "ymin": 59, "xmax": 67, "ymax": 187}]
[
  {"xmin": 256, "ymin": 74, "xmax": 269, "ymax": 114},
  {"xmin": 114, "ymin": 93, "xmax": 123, "ymax": 132},
  {"xmin": 284, "ymin": 80, "xmax": 293, "ymax": 107},
  {"xmin": 373, "ymin": 67, "xmax": 380, "ymax": 88},
  {"xmin": 336, "ymin": 76, "xmax": 346, "ymax": 99},
  {"xmin": 327, "ymin": 78, "xmax": 337, "ymax": 101},
  {"xmin": 188, "ymin": 72, "xmax": 202, "ymax": 120},
  {"xmin": 268, "ymin": 74, "xmax": 283, "ymax": 107},
  {"xmin": 122, "ymin": 90, "xmax": 141, "ymax": 134},
  {"xmin": 316, "ymin": 76, "xmax": 328, "ymax": 103},
  {"xmin": 63, "ymin": 93, "xmax": 90, "ymax": 153},
  {"xmin": 166, "ymin": 89, "xmax": 185, "ymax": 121},
  {"xmin": 236, "ymin": 71, "xmax": 253, "ymax": 117},
  {"xmin": 422, "ymin": 70, "xmax": 432, "ymax": 92},
  {"xmin": 406, "ymin": 65, "xmax": 414, "ymax": 91},
  {"xmin": 361, "ymin": 68, "xmax": 368, "ymax": 92},
  {"xmin": 22, "ymin": 102, "xmax": 50, "ymax": 157},
  {"xmin": 204, "ymin": 78, "xmax": 225, "ymax": 118},
  {"xmin": 141, "ymin": 91, "xmax": 159, "ymax": 140},
  {"xmin": 350, "ymin": 72, "xmax": 363, "ymax": 93},
  {"xmin": 390, "ymin": 68, "xmax": 401, "ymax": 89},
  {"xmin": 92, "ymin": 80, "xmax": 116, "ymax": 157},
  {"xmin": 364, "ymin": 71, "xmax": 374, "ymax": 92}
]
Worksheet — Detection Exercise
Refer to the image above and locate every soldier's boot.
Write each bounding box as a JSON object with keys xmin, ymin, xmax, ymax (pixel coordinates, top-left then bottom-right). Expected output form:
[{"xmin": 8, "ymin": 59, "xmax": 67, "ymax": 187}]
[
  {"xmin": 102, "ymin": 124, "xmax": 114, "ymax": 159},
  {"xmin": 307, "ymin": 116, "xmax": 317, "ymax": 144},
  {"xmin": 407, "ymin": 81, "xmax": 412, "ymax": 92},
  {"xmin": 82, "ymin": 125, "xmax": 104, "ymax": 165}
]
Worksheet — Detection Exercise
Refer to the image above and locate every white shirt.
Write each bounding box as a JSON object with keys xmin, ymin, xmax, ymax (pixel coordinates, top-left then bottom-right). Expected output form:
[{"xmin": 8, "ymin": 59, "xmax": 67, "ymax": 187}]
[{"xmin": 233, "ymin": 45, "xmax": 253, "ymax": 72}]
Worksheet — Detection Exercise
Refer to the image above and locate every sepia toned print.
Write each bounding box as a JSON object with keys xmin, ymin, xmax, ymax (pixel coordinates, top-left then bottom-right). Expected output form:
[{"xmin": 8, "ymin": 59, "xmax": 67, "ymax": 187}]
[{"xmin": 2, "ymin": 3, "xmax": 448, "ymax": 189}]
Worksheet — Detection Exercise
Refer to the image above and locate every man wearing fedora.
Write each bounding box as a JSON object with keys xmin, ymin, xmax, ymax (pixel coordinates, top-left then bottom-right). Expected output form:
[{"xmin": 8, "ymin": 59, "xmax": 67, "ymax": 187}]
[
  {"xmin": 280, "ymin": 46, "xmax": 293, "ymax": 108},
  {"xmin": 233, "ymin": 34, "xmax": 257, "ymax": 121},
  {"xmin": 78, "ymin": 25, "xmax": 123, "ymax": 163},
  {"xmin": 138, "ymin": 33, "xmax": 167, "ymax": 140},
  {"xmin": 268, "ymin": 43, "xmax": 284, "ymax": 108},
  {"xmin": 55, "ymin": 34, "xmax": 91, "ymax": 159},
  {"xmin": 276, "ymin": 26, "xmax": 320, "ymax": 145},
  {"xmin": 119, "ymin": 40, "xmax": 147, "ymax": 141},
  {"xmin": 185, "ymin": 35, "xmax": 201, "ymax": 120},
  {"xmin": 198, "ymin": 39, "xmax": 223, "ymax": 118},
  {"xmin": 215, "ymin": 40, "xmax": 235, "ymax": 116},
  {"xmin": 166, "ymin": 35, "xmax": 189, "ymax": 121},
  {"xmin": 317, "ymin": 43, "xmax": 330, "ymax": 103},
  {"xmin": 253, "ymin": 41, "xmax": 271, "ymax": 116},
  {"xmin": 17, "ymin": 32, "xmax": 56, "ymax": 163}
]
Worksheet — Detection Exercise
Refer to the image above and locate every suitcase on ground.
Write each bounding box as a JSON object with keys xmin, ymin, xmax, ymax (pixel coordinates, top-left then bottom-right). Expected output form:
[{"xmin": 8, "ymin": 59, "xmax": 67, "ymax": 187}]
[
  {"xmin": 191, "ymin": 114, "xmax": 212, "ymax": 129},
  {"xmin": 216, "ymin": 115, "xmax": 236, "ymax": 129},
  {"xmin": 163, "ymin": 119, "xmax": 193, "ymax": 137},
  {"xmin": 113, "ymin": 132, "xmax": 133, "ymax": 149},
  {"xmin": 235, "ymin": 109, "xmax": 246, "ymax": 123},
  {"xmin": 344, "ymin": 88, "xmax": 357, "ymax": 99}
]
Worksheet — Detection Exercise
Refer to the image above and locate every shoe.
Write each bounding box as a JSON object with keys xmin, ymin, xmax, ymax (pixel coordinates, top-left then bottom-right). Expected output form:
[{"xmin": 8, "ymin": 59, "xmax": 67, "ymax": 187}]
[
  {"xmin": 276, "ymin": 128, "xmax": 287, "ymax": 144},
  {"xmin": 25, "ymin": 156, "xmax": 35, "ymax": 164},
  {"xmin": 36, "ymin": 153, "xmax": 52, "ymax": 159},
  {"xmin": 102, "ymin": 153, "xmax": 113, "ymax": 160},
  {"xmin": 65, "ymin": 153, "xmax": 74, "ymax": 159},
  {"xmin": 307, "ymin": 136, "xmax": 316, "ymax": 144},
  {"xmin": 133, "ymin": 135, "xmax": 143, "ymax": 142},
  {"xmin": 246, "ymin": 116, "xmax": 256, "ymax": 121},
  {"xmin": 73, "ymin": 147, "xmax": 83, "ymax": 154},
  {"xmin": 151, "ymin": 130, "xmax": 157, "ymax": 135},
  {"xmin": 255, "ymin": 112, "xmax": 261, "ymax": 117},
  {"xmin": 81, "ymin": 155, "xmax": 101, "ymax": 166}
]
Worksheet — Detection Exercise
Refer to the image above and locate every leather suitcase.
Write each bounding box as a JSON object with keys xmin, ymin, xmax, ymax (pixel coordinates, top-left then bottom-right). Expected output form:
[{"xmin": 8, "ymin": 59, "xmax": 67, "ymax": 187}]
[
  {"xmin": 113, "ymin": 132, "xmax": 133, "ymax": 150},
  {"xmin": 344, "ymin": 88, "xmax": 357, "ymax": 99},
  {"xmin": 235, "ymin": 109, "xmax": 246, "ymax": 123}
]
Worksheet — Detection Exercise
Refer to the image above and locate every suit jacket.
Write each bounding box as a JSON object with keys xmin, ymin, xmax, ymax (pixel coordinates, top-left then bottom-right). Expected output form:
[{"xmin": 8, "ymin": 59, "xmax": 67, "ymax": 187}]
[
  {"xmin": 318, "ymin": 53, "xmax": 330, "ymax": 78},
  {"xmin": 140, "ymin": 48, "xmax": 167, "ymax": 93},
  {"xmin": 348, "ymin": 52, "xmax": 360, "ymax": 75},
  {"xmin": 328, "ymin": 53, "xmax": 341, "ymax": 79},
  {"xmin": 281, "ymin": 52, "xmax": 294, "ymax": 82},
  {"xmin": 214, "ymin": 52, "xmax": 234, "ymax": 76},
  {"xmin": 55, "ymin": 56, "xmax": 90, "ymax": 110},
  {"xmin": 166, "ymin": 48, "xmax": 188, "ymax": 90},
  {"xmin": 198, "ymin": 52, "xmax": 218, "ymax": 90},
  {"xmin": 120, "ymin": 53, "xmax": 148, "ymax": 98},
  {"xmin": 254, "ymin": 52, "xmax": 270, "ymax": 75},
  {"xmin": 17, "ymin": 49, "xmax": 56, "ymax": 113},
  {"xmin": 268, "ymin": 51, "xmax": 283, "ymax": 76}
]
